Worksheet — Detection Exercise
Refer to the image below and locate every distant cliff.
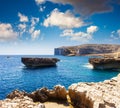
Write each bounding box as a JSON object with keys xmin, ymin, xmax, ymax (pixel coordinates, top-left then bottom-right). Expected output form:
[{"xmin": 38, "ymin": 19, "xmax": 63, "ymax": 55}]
[{"xmin": 54, "ymin": 44, "xmax": 120, "ymax": 56}]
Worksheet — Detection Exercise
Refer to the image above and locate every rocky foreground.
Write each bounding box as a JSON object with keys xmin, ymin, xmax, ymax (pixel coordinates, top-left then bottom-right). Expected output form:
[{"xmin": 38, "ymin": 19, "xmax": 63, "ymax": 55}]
[{"xmin": 1, "ymin": 74, "xmax": 120, "ymax": 108}]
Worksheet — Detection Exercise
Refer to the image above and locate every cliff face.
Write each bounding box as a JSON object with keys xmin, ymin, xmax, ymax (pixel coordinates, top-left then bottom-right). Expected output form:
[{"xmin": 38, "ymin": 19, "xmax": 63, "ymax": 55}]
[
  {"xmin": 54, "ymin": 44, "xmax": 120, "ymax": 56},
  {"xmin": 68, "ymin": 74, "xmax": 120, "ymax": 108}
]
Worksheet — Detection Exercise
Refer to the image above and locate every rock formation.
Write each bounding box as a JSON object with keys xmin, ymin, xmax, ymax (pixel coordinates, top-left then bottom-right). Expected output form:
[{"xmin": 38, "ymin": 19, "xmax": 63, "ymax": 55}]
[
  {"xmin": 68, "ymin": 74, "xmax": 120, "ymax": 108},
  {"xmin": 89, "ymin": 58, "xmax": 120, "ymax": 70},
  {"xmin": 21, "ymin": 58, "xmax": 60, "ymax": 68},
  {"xmin": 54, "ymin": 44, "xmax": 120, "ymax": 56},
  {"xmin": 7, "ymin": 85, "xmax": 67, "ymax": 103}
]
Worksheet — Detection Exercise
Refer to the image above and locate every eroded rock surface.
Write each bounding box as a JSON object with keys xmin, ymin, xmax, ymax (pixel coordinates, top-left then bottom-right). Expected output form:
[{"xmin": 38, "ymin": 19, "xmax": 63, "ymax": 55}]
[
  {"xmin": 0, "ymin": 96, "xmax": 45, "ymax": 108},
  {"xmin": 6, "ymin": 85, "xmax": 67, "ymax": 103},
  {"xmin": 69, "ymin": 74, "xmax": 120, "ymax": 108}
]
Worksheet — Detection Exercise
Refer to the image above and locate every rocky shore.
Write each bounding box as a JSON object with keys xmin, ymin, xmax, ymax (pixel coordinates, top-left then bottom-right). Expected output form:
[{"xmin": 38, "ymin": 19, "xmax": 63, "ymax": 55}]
[
  {"xmin": 89, "ymin": 58, "xmax": 120, "ymax": 70},
  {"xmin": 1, "ymin": 74, "xmax": 120, "ymax": 108}
]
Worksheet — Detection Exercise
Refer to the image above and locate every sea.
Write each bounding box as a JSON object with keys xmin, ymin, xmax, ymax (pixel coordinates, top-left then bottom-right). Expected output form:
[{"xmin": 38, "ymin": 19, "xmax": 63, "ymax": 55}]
[{"xmin": 0, "ymin": 55, "xmax": 119, "ymax": 99}]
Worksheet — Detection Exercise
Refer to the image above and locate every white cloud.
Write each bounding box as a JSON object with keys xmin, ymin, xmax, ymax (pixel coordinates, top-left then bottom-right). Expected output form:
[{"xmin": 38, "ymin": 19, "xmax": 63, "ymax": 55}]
[
  {"xmin": 0, "ymin": 23, "xmax": 18, "ymax": 41},
  {"xmin": 111, "ymin": 29, "xmax": 120, "ymax": 39},
  {"xmin": 28, "ymin": 17, "xmax": 40, "ymax": 40},
  {"xmin": 43, "ymin": 8, "xmax": 84, "ymax": 29},
  {"xmin": 61, "ymin": 25, "xmax": 98, "ymax": 42},
  {"xmin": 31, "ymin": 17, "xmax": 39, "ymax": 26},
  {"xmin": 35, "ymin": 0, "xmax": 45, "ymax": 5},
  {"xmin": 18, "ymin": 23, "xmax": 27, "ymax": 35},
  {"xmin": 29, "ymin": 27, "xmax": 35, "ymax": 34},
  {"xmin": 18, "ymin": 23, "xmax": 26, "ymax": 30},
  {"xmin": 117, "ymin": 29, "xmax": 120, "ymax": 36},
  {"xmin": 18, "ymin": 12, "xmax": 29, "ymax": 22},
  {"xmin": 31, "ymin": 30, "xmax": 41, "ymax": 40},
  {"xmin": 87, "ymin": 26, "xmax": 98, "ymax": 34}
]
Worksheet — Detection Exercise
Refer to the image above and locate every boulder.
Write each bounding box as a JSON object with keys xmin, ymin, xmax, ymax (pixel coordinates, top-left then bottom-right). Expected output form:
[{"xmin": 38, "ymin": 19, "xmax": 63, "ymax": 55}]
[
  {"xmin": 6, "ymin": 89, "xmax": 28, "ymax": 99},
  {"xmin": 31, "ymin": 88, "xmax": 49, "ymax": 102},
  {"xmin": 48, "ymin": 85, "xmax": 67, "ymax": 100},
  {"xmin": 68, "ymin": 74, "xmax": 120, "ymax": 108},
  {"xmin": 7, "ymin": 85, "xmax": 67, "ymax": 103}
]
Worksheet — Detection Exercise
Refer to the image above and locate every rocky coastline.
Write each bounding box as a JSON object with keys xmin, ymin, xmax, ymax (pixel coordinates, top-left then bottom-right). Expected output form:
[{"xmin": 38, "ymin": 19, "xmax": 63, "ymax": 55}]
[
  {"xmin": 54, "ymin": 44, "xmax": 120, "ymax": 56},
  {"xmin": 89, "ymin": 58, "xmax": 120, "ymax": 70},
  {"xmin": 1, "ymin": 74, "xmax": 120, "ymax": 108}
]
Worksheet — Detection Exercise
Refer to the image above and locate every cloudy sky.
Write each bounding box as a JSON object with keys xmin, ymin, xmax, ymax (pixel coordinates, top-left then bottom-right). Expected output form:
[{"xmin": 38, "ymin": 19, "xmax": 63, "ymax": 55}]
[{"xmin": 0, "ymin": 0, "xmax": 120, "ymax": 55}]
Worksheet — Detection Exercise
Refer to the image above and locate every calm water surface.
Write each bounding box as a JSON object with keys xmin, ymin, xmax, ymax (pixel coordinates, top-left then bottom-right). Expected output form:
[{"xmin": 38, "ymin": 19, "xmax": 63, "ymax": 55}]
[{"xmin": 0, "ymin": 55, "xmax": 119, "ymax": 99}]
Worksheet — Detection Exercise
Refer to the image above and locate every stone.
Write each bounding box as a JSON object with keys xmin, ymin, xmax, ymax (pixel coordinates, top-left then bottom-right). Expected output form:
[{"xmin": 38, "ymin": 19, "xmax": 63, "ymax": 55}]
[
  {"xmin": 48, "ymin": 85, "xmax": 67, "ymax": 100},
  {"xmin": 21, "ymin": 57, "xmax": 60, "ymax": 68},
  {"xmin": 6, "ymin": 89, "xmax": 28, "ymax": 99},
  {"xmin": 0, "ymin": 96, "xmax": 45, "ymax": 108},
  {"xmin": 89, "ymin": 58, "xmax": 120, "ymax": 70},
  {"xmin": 68, "ymin": 74, "xmax": 120, "ymax": 108},
  {"xmin": 32, "ymin": 88, "xmax": 49, "ymax": 102}
]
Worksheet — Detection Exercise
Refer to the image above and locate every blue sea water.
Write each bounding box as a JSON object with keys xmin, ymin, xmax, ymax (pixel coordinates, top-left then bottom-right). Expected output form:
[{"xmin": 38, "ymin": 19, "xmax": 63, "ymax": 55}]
[{"xmin": 0, "ymin": 55, "xmax": 119, "ymax": 99}]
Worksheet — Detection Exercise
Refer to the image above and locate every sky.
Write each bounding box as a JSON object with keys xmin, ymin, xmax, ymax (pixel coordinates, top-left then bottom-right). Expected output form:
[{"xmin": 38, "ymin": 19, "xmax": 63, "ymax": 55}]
[{"xmin": 0, "ymin": 0, "xmax": 120, "ymax": 55}]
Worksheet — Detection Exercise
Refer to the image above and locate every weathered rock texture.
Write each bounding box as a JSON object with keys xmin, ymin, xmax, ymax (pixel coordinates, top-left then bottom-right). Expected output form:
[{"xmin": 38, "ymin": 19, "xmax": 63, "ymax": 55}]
[
  {"xmin": 89, "ymin": 58, "xmax": 120, "ymax": 70},
  {"xmin": 21, "ymin": 58, "xmax": 60, "ymax": 68},
  {"xmin": 69, "ymin": 74, "xmax": 120, "ymax": 108},
  {"xmin": 7, "ymin": 85, "xmax": 67, "ymax": 103},
  {"xmin": 54, "ymin": 44, "xmax": 120, "ymax": 56},
  {"xmin": 0, "ymin": 96, "xmax": 45, "ymax": 108}
]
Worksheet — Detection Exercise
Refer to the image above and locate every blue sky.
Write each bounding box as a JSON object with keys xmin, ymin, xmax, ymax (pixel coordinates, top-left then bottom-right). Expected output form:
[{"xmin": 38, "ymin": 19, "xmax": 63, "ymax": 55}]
[{"xmin": 0, "ymin": 0, "xmax": 120, "ymax": 55}]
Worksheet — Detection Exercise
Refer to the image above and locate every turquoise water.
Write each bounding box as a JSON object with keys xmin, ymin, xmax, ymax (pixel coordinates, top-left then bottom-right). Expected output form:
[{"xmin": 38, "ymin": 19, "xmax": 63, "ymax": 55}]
[{"xmin": 0, "ymin": 55, "xmax": 119, "ymax": 99}]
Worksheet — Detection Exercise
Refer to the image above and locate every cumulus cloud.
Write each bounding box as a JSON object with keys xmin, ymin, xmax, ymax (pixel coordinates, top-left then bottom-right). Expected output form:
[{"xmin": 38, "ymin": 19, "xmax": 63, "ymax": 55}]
[
  {"xmin": 111, "ymin": 29, "xmax": 120, "ymax": 39},
  {"xmin": 35, "ymin": 0, "xmax": 45, "ymax": 5},
  {"xmin": 18, "ymin": 23, "xmax": 26, "ymax": 30},
  {"xmin": 18, "ymin": 12, "xmax": 29, "ymax": 22},
  {"xmin": 0, "ymin": 23, "xmax": 18, "ymax": 41},
  {"xmin": 61, "ymin": 26, "xmax": 98, "ymax": 42},
  {"xmin": 50, "ymin": 0, "xmax": 113, "ymax": 16},
  {"xmin": 18, "ymin": 23, "xmax": 27, "ymax": 36},
  {"xmin": 87, "ymin": 26, "xmax": 98, "ymax": 34},
  {"xmin": 43, "ymin": 8, "xmax": 84, "ymax": 29},
  {"xmin": 31, "ymin": 30, "xmax": 41, "ymax": 40},
  {"xmin": 31, "ymin": 17, "xmax": 39, "ymax": 27},
  {"xmin": 29, "ymin": 17, "xmax": 40, "ymax": 40}
]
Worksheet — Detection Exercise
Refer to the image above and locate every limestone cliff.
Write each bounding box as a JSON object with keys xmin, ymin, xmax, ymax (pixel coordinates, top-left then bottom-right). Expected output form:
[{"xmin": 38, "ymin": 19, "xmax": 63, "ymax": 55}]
[
  {"xmin": 54, "ymin": 44, "xmax": 120, "ymax": 56},
  {"xmin": 69, "ymin": 74, "xmax": 120, "ymax": 108}
]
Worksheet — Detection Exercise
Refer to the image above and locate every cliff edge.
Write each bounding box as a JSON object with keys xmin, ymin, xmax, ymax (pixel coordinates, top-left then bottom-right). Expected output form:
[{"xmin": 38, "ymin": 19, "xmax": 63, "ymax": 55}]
[
  {"xmin": 54, "ymin": 44, "xmax": 120, "ymax": 56},
  {"xmin": 69, "ymin": 74, "xmax": 120, "ymax": 108}
]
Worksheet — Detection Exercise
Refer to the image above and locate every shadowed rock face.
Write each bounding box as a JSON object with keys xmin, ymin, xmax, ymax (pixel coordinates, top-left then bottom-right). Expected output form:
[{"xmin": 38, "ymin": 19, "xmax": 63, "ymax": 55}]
[
  {"xmin": 21, "ymin": 58, "xmax": 60, "ymax": 68},
  {"xmin": 89, "ymin": 58, "xmax": 120, "ymax": 70},
  {"xmin": 7, "ymin": 85, "xmax": 67, "ymax": 103}
]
